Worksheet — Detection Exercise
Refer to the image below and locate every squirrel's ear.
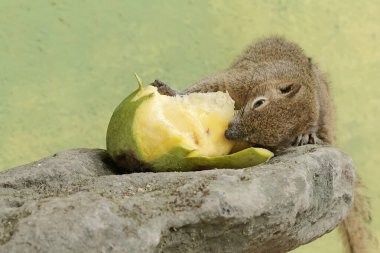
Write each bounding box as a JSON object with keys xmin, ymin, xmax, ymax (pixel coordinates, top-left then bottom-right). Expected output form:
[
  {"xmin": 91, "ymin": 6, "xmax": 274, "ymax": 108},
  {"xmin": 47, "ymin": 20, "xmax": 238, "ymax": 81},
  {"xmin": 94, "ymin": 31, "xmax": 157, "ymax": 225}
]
[{"xmin": 278, "ymin": 83, "xmax": 301, "ymax": 97}]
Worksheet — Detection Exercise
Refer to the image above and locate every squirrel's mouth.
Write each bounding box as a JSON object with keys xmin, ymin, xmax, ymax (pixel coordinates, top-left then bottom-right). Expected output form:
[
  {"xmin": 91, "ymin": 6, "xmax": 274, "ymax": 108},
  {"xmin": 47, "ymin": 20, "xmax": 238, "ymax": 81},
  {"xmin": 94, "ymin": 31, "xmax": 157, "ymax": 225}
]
[
  {"xmin": 239, "ymin": 135, "xmax": 280, "ymax": 153},
  {"xmin": 229, "ymin": 141, "xmax": 252, "ymax": 153}
]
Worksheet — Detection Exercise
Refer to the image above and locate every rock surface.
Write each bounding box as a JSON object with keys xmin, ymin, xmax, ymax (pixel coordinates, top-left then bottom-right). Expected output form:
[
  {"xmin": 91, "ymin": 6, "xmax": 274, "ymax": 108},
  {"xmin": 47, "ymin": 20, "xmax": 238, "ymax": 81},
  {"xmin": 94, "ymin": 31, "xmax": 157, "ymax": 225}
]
[{"xmin": 0, "ymin": 145, "xmax": 355, "ymax": 253}]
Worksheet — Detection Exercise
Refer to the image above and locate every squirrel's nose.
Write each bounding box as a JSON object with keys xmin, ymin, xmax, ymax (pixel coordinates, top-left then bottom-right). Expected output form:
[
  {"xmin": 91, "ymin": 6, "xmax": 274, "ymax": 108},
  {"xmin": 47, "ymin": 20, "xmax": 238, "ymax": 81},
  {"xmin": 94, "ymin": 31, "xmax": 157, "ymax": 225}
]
[{"xmin": 225, "ymin": 123, "xmax": 239, "ymax": 140}]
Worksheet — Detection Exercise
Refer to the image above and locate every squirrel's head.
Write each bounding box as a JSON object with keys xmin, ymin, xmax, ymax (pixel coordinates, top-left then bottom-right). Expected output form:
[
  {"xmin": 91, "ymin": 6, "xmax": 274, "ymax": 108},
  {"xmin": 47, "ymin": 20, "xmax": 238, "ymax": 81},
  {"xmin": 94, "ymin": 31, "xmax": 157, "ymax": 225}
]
[{"xmin": 225, "ymin": 61, "xmax": 319, "ymax": 151}]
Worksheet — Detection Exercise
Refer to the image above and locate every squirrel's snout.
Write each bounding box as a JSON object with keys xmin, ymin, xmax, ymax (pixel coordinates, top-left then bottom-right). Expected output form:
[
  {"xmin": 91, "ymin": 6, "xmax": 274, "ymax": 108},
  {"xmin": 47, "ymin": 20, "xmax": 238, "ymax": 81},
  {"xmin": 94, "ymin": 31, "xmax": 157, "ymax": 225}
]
[{"xmin": 225, "ymin": 123, "xmax": 240, "ymax": 140}]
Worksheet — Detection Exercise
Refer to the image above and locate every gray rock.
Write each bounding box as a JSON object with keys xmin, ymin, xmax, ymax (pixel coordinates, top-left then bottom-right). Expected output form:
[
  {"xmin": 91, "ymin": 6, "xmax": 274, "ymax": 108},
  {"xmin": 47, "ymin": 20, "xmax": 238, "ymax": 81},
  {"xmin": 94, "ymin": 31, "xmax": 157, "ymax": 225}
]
[{"xmin": 0, "ymin": 145, "xmax": 355, "ymax": 253}]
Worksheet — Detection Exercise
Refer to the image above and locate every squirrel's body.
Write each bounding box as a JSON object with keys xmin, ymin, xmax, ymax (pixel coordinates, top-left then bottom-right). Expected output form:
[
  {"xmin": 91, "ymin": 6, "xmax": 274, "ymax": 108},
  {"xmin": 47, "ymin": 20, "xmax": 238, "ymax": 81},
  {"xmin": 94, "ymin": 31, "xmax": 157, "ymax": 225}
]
[
  {"xmin": 184, "ymin": 37, "xmax": 334, "ymax": 151},
  {"xmin": 153, "ymin": 36, "xmax": 374, "ymax": 253}
]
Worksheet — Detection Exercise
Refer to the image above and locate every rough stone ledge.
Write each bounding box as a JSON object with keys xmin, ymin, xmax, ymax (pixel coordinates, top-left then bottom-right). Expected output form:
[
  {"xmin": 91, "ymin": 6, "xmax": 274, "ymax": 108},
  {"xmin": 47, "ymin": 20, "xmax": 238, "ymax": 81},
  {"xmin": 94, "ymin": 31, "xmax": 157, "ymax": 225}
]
[{"xmin": 0, "ymin": 145, "xmax": 355, "ymax": 253}]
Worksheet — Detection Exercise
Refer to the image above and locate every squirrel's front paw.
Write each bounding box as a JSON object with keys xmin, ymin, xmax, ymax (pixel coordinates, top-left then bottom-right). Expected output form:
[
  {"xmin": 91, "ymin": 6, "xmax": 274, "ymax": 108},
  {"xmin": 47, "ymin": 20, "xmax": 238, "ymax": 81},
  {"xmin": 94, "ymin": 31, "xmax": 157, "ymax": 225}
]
[
  {"xmin": 293, "ymin": 133, "xmax": 323, "ymax": 146},
  {"xmin": 151, "ymin": 80, "xmax": 178, "ymax": 96}
]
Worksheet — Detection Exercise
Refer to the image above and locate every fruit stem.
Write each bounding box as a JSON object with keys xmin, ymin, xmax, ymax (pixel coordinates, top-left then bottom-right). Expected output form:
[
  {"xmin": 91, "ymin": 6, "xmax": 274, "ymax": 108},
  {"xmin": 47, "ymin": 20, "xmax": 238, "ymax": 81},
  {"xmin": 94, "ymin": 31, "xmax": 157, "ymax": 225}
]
[{"xmin": 134, "ymin": 73, "xmax": 143, "ymax": 90}]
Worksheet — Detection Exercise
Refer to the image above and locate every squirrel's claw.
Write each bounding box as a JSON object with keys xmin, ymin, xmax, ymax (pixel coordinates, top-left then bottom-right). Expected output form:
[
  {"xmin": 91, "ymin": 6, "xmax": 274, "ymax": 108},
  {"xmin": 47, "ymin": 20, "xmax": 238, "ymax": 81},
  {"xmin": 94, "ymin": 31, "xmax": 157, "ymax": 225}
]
[
  {"xmin": 151, "ymin": 79, "xmax": 178, "ymax": 96},
  {"xmin": 309, "ymin": 133, "xmax": 323, "ymax": 145},
  {"xmin": 293, "ymin": 133, "xmax": 323, "ymax": 146}
]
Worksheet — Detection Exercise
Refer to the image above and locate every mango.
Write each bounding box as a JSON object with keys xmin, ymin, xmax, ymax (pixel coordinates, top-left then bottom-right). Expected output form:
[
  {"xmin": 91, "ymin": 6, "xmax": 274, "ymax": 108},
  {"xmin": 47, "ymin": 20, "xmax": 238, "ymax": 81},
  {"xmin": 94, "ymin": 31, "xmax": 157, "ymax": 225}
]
[{"xmin": 106, "ymin": 75, "xmax": 273, "ymax": 172}]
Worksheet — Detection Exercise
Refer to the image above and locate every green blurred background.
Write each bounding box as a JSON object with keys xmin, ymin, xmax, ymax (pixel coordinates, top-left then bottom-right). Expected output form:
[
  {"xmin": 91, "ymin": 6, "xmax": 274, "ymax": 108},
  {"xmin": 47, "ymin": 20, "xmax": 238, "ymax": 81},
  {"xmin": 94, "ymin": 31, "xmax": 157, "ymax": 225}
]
[{"xmin": 0, "ymin": 1, "xmax": 379, "ymax": 252}]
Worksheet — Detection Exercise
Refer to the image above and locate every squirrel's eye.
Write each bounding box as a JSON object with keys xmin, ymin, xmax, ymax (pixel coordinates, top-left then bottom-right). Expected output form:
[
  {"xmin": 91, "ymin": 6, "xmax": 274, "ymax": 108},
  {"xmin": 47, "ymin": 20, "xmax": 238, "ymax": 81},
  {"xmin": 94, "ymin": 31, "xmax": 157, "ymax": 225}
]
[
  {"xmin": 252, "ymin": 98, "xmax": 267, "ymax": 109},
  {"xmin": 280, "ymin": 84, "xmax": 292, "ymax": 94}
]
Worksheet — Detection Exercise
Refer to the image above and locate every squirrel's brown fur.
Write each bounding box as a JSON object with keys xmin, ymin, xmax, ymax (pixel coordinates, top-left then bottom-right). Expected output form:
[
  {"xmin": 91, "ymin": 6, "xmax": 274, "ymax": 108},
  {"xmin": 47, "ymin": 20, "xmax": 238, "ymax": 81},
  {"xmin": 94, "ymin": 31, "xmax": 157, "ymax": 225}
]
[
  {"xmin": 153, "ymin": 36, "xmax": 375, "ymax": 252},
  {"xmin": 185, "ymin": 37, "xmax": 333, "ymax": 151}
]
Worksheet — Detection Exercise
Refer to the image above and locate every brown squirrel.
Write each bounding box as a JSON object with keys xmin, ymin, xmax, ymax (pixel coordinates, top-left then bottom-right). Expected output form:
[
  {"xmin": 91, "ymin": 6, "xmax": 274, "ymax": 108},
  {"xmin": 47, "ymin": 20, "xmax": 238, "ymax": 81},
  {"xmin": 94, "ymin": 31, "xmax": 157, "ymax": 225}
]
[{"xmin": 153, "ymin": 36, "xmax": 375, "ymax": 253}]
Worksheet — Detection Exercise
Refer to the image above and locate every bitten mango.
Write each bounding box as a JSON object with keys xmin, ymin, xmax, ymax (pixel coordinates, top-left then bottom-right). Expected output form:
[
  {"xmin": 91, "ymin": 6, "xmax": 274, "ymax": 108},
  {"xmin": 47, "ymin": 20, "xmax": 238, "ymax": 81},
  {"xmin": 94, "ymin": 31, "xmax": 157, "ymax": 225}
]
[{"xmin": 106, "ymin": 76, "xmax": 273, "ymax": 172}]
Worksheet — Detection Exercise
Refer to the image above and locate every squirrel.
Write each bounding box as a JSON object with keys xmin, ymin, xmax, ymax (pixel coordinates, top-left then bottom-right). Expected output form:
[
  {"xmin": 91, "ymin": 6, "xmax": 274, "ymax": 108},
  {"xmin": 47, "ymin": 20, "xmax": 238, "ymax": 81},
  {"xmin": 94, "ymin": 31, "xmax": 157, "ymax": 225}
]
[{"xmin": 152, "ymin": 36, "xmax": 375, "ymax": 253}]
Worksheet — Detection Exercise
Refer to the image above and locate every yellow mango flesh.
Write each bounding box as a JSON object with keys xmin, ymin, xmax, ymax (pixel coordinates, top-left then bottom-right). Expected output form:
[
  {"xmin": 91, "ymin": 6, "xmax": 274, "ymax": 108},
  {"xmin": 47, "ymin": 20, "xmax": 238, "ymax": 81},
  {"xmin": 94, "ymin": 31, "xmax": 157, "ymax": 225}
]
[{"xmin": 133, "ymin": 86, "xmax": 235, "ymax": 162}]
